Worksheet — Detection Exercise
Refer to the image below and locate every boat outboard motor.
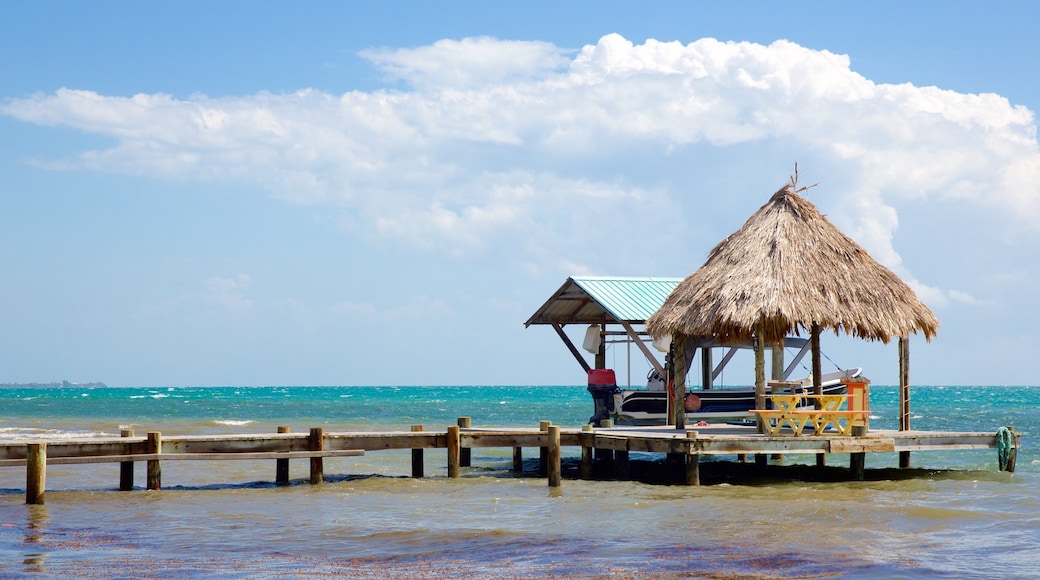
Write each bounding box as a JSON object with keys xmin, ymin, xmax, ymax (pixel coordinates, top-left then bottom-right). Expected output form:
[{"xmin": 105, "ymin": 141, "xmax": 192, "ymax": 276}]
[{"xmin": 587, "ymin": 369, "xmax": 621, "ymax": 424}]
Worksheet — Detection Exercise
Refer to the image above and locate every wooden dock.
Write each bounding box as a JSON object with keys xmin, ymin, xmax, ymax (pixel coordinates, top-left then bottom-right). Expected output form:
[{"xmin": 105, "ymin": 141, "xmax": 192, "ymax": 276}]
[{"xmin": 0, "ymin": 420, "xmax": 1019, "ymax": 504}]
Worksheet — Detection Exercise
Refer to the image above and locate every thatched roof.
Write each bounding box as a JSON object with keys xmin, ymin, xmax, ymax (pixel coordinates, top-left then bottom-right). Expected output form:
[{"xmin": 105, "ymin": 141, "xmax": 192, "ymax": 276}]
[{"xmin": 645, "ymin": 182, "xmax": 939, "ymax": 345}]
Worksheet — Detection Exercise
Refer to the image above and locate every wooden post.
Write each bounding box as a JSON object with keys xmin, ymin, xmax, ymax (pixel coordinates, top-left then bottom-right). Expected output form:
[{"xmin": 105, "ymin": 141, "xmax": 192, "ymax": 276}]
[
  {"xmin": 538, "ymin": 420, "xmax": 551, "ymax": 477},
  {"xmin": 615, "ymin": 448, "xmax": 630, "ymax": 480},
  {"xmin": 276, "ymin": 426, "xmax": 291, "ymax": 485},
  {"xmin": 672, "ymin": 333, "xmax": 687, "ymax": 428},
  {"xmin": 447, "ymin": 425, "xmax": 460, "ymax": 478},
  {"xmin": 596, "ymin": 419, "xmax": 614, "ymax": 463},
  {"xmin": 120, "ymin": 428, "xmax": 135, "ymax": 491},
  {"xmin": 771, "ymin": 344, "xmax": 784, "ymax": 381},
  {"xmin": 899, "ymin": 336, "xmax": 912, "ymax": 468},
  {"xmin": 309, "ymin": 427, "xmax": 324, "ymax": 485},
  {"xmin": 580, "ymin": 424, "xmax": 593, "ymax": 480},
  {"xmin": 685, "ymin": 431, "xmax": 700, "ymax": 486},
  {"xmin": 512, "ymin": 447, "xmax": 523, "ymax": 472},
  {"xmin": 146, "ymin": 431, "xmax": 162, "ymax": 490},
  {"xmin": 457, "ymin": 417, "xmax": 472, "ymax": 467},
  {"xmin": 701, "ymin": 346, "xmax": 713, "ymax": 390},
  {"xmin": 411, "ymin": 425, "xmax": 424, "ymax": 478},
  {"xmin": 594, "ymin": 324, "xmax": 606, "ymax": 370},
  {"xmin": 812, "ymin": 323, "xmax": 827, "ymax": 469},
  {"xmin": 754, "ymin": 318, "xmax": 766, "ymax": 434},
  {"xmin": 26, "ymin": 443, "xmax": 46, "ymax": 505},
  {"xmin": 850, "ymin": 426, "xmax": 866, "ymax": 481},
  {"xmin": 547, "ymin": 425, "xmax": 561, "ymax": 488}
]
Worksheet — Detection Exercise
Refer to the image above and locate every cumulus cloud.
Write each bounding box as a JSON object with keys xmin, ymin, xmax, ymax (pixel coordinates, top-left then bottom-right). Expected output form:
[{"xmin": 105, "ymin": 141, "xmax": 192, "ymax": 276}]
[{"xmin": 3, "ymin": 33, "xmax": 1040, "ymax": 297}]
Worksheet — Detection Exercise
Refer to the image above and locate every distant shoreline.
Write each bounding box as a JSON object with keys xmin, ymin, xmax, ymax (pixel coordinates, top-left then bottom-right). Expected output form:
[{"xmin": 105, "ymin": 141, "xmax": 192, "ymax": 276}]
[{"xmin": 0, "ymin": 381, "xmax": 108, "ymax": 388}]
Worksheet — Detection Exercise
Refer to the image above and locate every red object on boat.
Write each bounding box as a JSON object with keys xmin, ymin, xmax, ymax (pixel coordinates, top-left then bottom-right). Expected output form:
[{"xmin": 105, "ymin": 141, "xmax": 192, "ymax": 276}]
[{"xmin": 587, "ymin": 369, "xmax": 617, "ymax": 386}]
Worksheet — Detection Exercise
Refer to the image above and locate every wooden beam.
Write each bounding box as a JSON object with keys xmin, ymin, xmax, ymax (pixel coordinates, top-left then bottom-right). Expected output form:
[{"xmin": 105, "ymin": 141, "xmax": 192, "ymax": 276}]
[
  {"xmin": 552, "ymin": 323, "xmax": 591, "ymax": 373},
  {"xmin": 619, "ymin": 321, "xmax": 665, "ymax": 375}
]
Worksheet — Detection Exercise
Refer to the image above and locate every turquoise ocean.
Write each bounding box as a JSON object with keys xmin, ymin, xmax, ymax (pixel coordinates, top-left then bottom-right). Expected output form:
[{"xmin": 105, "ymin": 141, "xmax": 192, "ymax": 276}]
[{"xmin": 1, "ymin": 384, "xmax": 1037, "ymax": 578}]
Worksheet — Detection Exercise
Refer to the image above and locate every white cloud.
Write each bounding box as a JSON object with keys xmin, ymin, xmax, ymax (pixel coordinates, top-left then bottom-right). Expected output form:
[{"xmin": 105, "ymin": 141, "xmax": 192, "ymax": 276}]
[
  {"xmin": 360, "ymin": 37, "xmax": 570, "ymax": 89},
  {"xmin": 204, "ymin": 274, "xmax": 254, "ymax": 312},
  {"xmin": 4, "ymin": 33, "xmax": 1040, "ymax": 303}
]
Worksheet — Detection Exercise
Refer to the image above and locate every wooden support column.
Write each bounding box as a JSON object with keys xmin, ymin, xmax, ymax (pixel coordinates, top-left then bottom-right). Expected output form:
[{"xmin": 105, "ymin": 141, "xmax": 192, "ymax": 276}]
[
  {"xmin": 276, "ymin": 426, "xmax": 291, "ymax": 485},
  {"xmin": 701, "ymin": 346, "xmax": 713, "ymax": 390},
  {"xmin": 580, "ymin": 424, "xmax": 593, "ymax": 480},
  {"xmin": 615, "ymin": 447, "xmax": 630, "ymax": 480},
  {"xmin": 309, "ymin": 427, "xmax": 324, "ymax": 485},
  {"xmin": 120, "ymin": 428, "xmax": 135, "ymax": 491},
  {"xmin": 411, "ymin": 425, "xmax": 424, "ymax": 478},
  {"xmin": 672, "ymin": 333, "xmax": 687, "ymax": 429},
  {"xmin": 538, "ymin": 420, "xmax": 551, "ymax": 477},
  {"xmin": 146, "ymin": 431, "xmax": 162, "ymax": 490},
  {"xmin": 754, "ymin": 318, "xmax": 766, "ymax": 434},
  {"xmin": 512, "ymin": 447, "xmax": 523, "ymax": 472},
  {"xmin": 595, "ymin": 324, "xmax": 606, "ymax": 370},
  {"xmin": 899, "ymin": 336, "xmax": 912, "ymax": 469},
  {"xmin": 447, "ymin": 425, "xmax": 460, "ymax": 478},
  {"xmin": 457, "ymin": 417, "xmax": 472, "ymax": 467},
  {"xmin": 850, "ymin": 425, "xmax": 867, "ymax": 480},
  {"xmin": 685, "ymin": 431, "xmax": 700, "ymax": 486},
  {"xmin": 547, "ymin": 425, "xmax": 561, "ymax": 488},
  {"xmin": 771, "ymin": 344, "xmax": 784, "ymax": 381},
  {"xmin": 811, "ymin": 324, "xmax": 826, "ymax": 468},
  {"xmin": 26, "ymin": 443, "xmax": 46, "ymax": 505}
]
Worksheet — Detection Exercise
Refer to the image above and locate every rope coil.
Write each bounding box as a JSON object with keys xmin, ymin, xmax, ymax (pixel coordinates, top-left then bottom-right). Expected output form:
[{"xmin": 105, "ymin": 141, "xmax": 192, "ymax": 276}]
[{"xmin": 997, "ymin": 426, "xmax": 1017, "ymax": 472}]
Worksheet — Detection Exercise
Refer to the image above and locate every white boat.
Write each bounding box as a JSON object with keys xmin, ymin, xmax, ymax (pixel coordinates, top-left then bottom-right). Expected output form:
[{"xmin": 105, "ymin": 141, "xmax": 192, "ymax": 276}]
[{"xmin": 588, "ymin": 366, "xmax": 863, "ymax": 426}]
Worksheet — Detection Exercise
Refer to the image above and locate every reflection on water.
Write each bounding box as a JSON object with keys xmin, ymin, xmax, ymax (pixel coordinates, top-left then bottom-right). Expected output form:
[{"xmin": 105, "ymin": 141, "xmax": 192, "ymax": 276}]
[{"xmin": 23, "ymin": 504, "xmax": 48, "ymax": 574}]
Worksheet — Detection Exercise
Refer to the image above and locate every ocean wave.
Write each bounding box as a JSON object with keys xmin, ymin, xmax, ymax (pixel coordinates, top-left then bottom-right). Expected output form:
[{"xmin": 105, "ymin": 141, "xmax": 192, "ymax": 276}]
[
  {"xmin": 0, "ymin": 426, "xmax": 115, "ymax": 442},
  {"xmin": 213, "ymin": 420, "xmax": 255, "ymax": 426}
]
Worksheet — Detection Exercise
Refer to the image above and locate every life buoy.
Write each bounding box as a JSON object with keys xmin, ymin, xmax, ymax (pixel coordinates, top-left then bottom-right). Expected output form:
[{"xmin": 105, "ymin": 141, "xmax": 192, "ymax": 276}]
[{"xmin": 684, "ymin": 393, "xmax": 702, "ymax": 412}]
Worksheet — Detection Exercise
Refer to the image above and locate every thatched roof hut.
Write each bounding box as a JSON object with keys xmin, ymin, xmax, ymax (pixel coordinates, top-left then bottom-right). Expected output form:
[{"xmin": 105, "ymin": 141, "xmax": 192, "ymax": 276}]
[
  {"xmin": 646, "ymin": 178, "xmax": 938, "ymax": 432},
  {"xmin": 646, "ymin": 183, "xmax": 939, "ymax": 344}
]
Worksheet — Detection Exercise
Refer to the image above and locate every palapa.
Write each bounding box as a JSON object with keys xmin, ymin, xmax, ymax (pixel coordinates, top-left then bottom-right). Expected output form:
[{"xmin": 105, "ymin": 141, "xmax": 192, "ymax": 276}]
[
  {"xmin": 645, "ymin": 182, "xmax": 939, "ymax": 345},
  {"xmin": 646, "ymin": 176, "xmax": 938, "ymax": 431}
]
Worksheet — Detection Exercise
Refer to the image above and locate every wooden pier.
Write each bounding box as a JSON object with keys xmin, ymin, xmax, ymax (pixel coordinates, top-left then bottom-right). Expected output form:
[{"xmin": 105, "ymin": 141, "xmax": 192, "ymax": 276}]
[{"xmin": 0, "ymin": 419, "xmax": 1019, "ymax": 504}]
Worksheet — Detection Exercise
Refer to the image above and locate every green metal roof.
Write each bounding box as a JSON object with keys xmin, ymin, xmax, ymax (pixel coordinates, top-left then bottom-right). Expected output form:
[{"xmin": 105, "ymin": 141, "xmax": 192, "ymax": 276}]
[{"xmin": 524, "ymin": 276, "xmax": 684, "ymax": 327}]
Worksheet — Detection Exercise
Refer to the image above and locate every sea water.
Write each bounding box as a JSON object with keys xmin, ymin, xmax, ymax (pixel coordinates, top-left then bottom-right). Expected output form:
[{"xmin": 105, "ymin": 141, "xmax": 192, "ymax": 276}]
[{"xmin": 0, "ymin": 385, "xmax": 1037, "ymax": 578}]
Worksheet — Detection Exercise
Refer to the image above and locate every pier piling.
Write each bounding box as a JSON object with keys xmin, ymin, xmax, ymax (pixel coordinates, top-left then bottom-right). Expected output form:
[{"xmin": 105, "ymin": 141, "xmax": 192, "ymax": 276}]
[
  {"xmin": 309, "ymin": 428, "xmax": 324, "ymax": 484},
  {"xmin": 547, "ymin": 425, "xmax": 561, "ymax": 488},
  {"xmin": 26, "ymin": 443, "xmax": 45, "ymax": 505},
  {"xmin": 120, "ymin": 428, "xmax": 135, "ymax": 491},
  {"xmin": 146, "ymin": 431, "xmax": 162, "ymax": 490},
  {"xmin": 411, "ymin": 425, "xmax": 424, "ymax": 478},
  {"xmin": 457, "ymin": 417, "xmax": 472, "ymax": 467},
  {"xmin": 538, "ymin": 420, "xmax": 551, "ymax": 477},
  {"xmin": 276, "ymin": 426, "xmax": 290, "ymax": 484},
  {"xmin": 447, "ymin": 425, "xmax": 460, "ymax": 478}
]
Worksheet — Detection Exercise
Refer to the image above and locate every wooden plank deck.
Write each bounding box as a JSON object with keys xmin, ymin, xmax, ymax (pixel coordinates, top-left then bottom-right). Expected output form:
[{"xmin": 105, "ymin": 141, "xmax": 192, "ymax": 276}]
[{"xmin": 0, "ymin": 423, "xmax": 1019, "ymax": 504}]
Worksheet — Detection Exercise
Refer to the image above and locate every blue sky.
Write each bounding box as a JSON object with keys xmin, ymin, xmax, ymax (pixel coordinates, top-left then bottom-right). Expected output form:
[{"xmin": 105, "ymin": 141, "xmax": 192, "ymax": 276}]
[{"xmin": 3, "ymin": 1, "xmax": 1039, "ymax": 387}]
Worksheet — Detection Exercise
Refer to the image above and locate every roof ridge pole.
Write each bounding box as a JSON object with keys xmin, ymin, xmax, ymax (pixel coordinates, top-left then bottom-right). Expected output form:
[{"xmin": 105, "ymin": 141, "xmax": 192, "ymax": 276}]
[{"xmin": 754, "ymin": 317, "xmax": 766, "ymax": 435}]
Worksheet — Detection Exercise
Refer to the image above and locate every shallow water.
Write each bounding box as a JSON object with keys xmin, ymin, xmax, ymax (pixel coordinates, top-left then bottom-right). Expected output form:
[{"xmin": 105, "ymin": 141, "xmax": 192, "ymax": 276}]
[{"xmin": 1, "ymin": 385, "xmax": 1037, "ymax": 578}]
